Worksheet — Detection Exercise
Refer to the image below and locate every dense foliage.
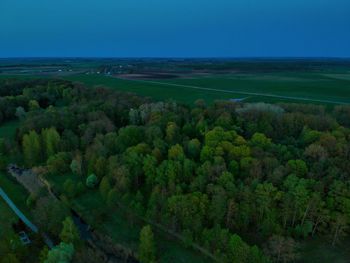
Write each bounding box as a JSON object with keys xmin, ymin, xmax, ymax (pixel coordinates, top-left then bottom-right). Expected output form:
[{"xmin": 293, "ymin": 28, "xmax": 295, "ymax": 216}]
[{"xmin": 1, "ymin": 78, "xmax": 350, "ymax": 262}]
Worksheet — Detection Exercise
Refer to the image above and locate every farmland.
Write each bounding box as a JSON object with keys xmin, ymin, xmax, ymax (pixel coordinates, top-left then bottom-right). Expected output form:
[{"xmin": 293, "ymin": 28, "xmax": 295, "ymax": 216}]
[
  {"xmin": 2, "ymin": 58, "xmax": 350, "ymax": 105},
  {"xmin": 63, "ymin": 71, "xmax": 350, "ymax": 105}
]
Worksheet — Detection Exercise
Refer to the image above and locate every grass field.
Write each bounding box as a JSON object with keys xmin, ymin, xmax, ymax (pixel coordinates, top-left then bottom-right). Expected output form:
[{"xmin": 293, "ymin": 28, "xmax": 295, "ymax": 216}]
[
  {"xmin": 63, "ymin": 72, "xmax": 350, "ymax": 105},
  {"xmin": 2, "ymin": 69, "xmax": 350, "ymax": 105},
  {"xmin": 0, "ymin": 120, "xmax": 20, "ymax": 140},
  {"xmin": 298, "ymin": 237, "xmax": 350, "ymax": 263},
  {"xmin": 0, "ymin": 173, "xmax": 31, "ymax": 216},
  {"xmin": 0, "ymin": 196, "xmax": 17, "ymax": 237},
  {"xmin": 63, "ymin": 74, "xmax": 245, "ymax": 104}
]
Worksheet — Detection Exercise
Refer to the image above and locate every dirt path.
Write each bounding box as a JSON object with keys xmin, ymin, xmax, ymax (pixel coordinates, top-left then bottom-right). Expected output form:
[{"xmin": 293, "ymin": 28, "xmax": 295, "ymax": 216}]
[{"xmin": 122, "ymin": 78, "xmax": 350, "ymax": 105}]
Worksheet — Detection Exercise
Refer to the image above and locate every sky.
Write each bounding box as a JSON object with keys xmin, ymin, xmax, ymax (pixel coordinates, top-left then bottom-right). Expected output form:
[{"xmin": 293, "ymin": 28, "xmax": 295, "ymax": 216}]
[{"xmin": 0, "ymin": 0, "xmax": 350, "ymax": 58}]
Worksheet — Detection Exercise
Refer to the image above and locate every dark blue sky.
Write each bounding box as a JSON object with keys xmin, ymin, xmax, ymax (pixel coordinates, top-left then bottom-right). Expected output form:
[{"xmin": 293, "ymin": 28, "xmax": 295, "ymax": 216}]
[{"xmin": 1, "ymin": 0, "xmax": 349, "ymax": 57}]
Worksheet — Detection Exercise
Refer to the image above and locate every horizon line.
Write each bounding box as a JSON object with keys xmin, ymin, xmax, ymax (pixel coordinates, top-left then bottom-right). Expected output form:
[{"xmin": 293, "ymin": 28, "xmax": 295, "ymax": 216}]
[{"xmin": 1, "ymin": 56, "xmax": 350, "ymax": 60}]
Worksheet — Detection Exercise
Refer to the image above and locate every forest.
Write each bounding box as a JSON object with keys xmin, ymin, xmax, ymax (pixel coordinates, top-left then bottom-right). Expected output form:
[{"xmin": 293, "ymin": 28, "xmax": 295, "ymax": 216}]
[{"xmin": 1, "ymin": 78, "xmax": 350, "ymax": 263}]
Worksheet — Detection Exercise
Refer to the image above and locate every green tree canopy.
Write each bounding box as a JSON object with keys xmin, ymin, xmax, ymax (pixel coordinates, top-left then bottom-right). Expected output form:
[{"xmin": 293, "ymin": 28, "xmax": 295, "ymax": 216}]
[{"xmin": 138, "ymin": 225, "xmax": 156, "ymax": 263}]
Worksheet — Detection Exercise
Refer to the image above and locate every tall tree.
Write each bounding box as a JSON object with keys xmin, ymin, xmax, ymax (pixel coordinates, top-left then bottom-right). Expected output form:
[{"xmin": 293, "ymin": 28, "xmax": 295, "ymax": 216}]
[
  {"xmin": 23, "ymin": 130, "xmax": 41, "ymax": 166},
  {"xmin": 99, "ymin": 176, "xmax": 111, "ymax": 200},
  {"xmin": 60, "ymin": 217, "xmax": 80, "ymax": 246},
  {"xmin": 44, "ymin": 242, "xmax": 74, "ymax": 263},
  {"xmin": 42, "ymin": 127, "xmax": 61, "ymax": 159},
  {"xmin": 138, "ymin": 225, "xmax": 156, "ymax": 263},
  {"xmin": 265, "ymin": 235, "xmax": 299, "ymax": 263}
]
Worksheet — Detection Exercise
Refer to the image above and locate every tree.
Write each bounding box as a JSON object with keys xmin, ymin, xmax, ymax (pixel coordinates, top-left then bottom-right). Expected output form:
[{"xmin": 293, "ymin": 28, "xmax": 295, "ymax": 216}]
[
  {"xmin": 330, "ymin": 213, "xmax": 348, "ymax": 246},
  {"xmin": 63, "ymin": 179, "xmax": 76, "ymax": 198},
  {"xmin": 94, "ymin": 156, "xmax": 107, "ymax": 178},
  {"xmin": 250, "ymin": 132, "xmax": 272, "ymax": 149},
  {"xmin": 23, "ymin": 130, "xmax": 41, "ymax": 167},
  {"xmin": 143, "ymin": 155, "xmax": 157, "ymax": 190},
  {"xmin": 42, "ymin": 127, "xmax": 61, "ymax": 159},
  {"xmin": 167, "ymin": 192, "xmax": 208, "ymax": 235},
  {"xmin": 86, "ymin": 173, "xmax": 98, "ymax": 188},
  {"xmin": 115, "ymin": 125, "xmax": 144, "ymax": 152},
  {"xmin": 44, "ymin": 242, "xmax": 74, "ymax": 263},
  {"xmin": 39, "ymin": 246, "xmax": 49, "ymax": 263},
  {"xmin": 138, "ymin": 225, "xmax": 156, "ymax": 263},
  {"xmin": 47, "ymin": 152, "xmax": 71, "ymax": 175},
  {"xmin": 28, "ymin": 99, "xmax": 40, "ymax": 111},
  {"xmin": 60, "ymin": 217, "xmax": 80, "ymax": 246},
  {"xmin": 2, "ymin": 254, "xmax": 20, "ymax": 263},
  {"xmin": 70, "ymin": 158, "xmax": 82, "ymax": 176},
  {"xmin": 249, "ymin": 245, "xmax": 269, "ymax": 263},
  {"xmin": 165, "ymin": 122, "xmax": 179, "ymax": 144},
  {"xmin": 168, "ymin": 144, "xmax": 185, "ymax": 161},
  {"xmin": 287, "ymin": 159, "xmax": 308, "ymax": 177},
  {"xmin": 15, "ymin": 106, "xmax": 26, "ymax": 120},
  {"xmin": 227, "ymin": 234, "xmax": 250, "ymax": 263},
  {"xmin": 255, "ymin": 182, "xmax": 278, "ymax": 221},
  {"xmin": 73, "ymin": 247, "xmax": 105, "ymax": 263},
  {"xmin": 0, "ymin": 153, "xmax": 8, "ymax": 171},
  {"xmin": 187, "ymin": 138, "xmax": 201, "ymax": 159},
  {"xmin": 129, "ymin": 108, "xmax": 140, "ymax": 125},
  {"xmin": 265, "ymin": 235, "xmax": 299, "ymax": 263},
  {"xmin": 33, "ymin": 197, "xmax": 69, "ymax": 235},
  {"xmin": 208, "ymin": 186, "xmax": 227, "ymax": 225},
  {"xmin": 106, "ymin": 188, "xmax": 118, "ymax": 208},
  {"xmin": 99, "ymin": 176, "xmax": 111, "ymax": 200}
]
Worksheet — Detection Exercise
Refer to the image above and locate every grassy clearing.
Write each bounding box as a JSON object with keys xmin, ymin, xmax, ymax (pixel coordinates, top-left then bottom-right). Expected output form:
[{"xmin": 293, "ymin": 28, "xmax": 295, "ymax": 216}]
[
  {"xmin": 63, "ymin": 73, "xmax": 350, "ymax": 105},
  {"xmin": 0, "ymin": 120, "xmax": 20, "ymax": 140},
  {"xmin": 298, "ymin": 237, "xmax": 350, "ymax": 263},
  {"xmin": 0, "ymin": 197, "xmax": 17, "ymax": 237},
  {"xmin": 0, "ymin": 172, "xmax": 31, "ymax": 215},
  {"xmin": 0, "ymin": 172, "xmax": 31, "ymax": 238}
]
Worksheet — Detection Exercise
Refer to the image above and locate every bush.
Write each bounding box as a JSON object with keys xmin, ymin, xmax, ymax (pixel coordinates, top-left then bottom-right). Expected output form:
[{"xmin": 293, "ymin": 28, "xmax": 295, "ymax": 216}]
[{"xmin": 86, "ymin": 174, "xmax": 98, "ymax": 188}]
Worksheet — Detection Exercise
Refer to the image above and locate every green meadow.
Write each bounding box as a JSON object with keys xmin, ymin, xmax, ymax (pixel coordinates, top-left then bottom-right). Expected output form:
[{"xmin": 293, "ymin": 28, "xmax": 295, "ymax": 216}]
[
  {"xmin": 0, "ymin": 172, "xmax": 31, "ymax": 238},
  {"xmin": 63, "ymin": 72, "xmax": 350, "ymax": 105},
  {"xmin": 0, "ymin": 196, "xmax": 17, "ymax": 237},
  {"xmin": 0, "ymin": 120, "xmax": 20, "ymax": 140}
]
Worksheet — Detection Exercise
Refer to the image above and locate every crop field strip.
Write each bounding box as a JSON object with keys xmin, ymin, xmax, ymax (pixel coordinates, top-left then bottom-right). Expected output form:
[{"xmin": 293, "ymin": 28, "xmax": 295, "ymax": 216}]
[
  {"xmin": 124, "ymin": 78, "xmax": 350, "ymax": 105},
  {"xmin": 62, "ymin": 72, "xmax": 350, "ymax": 105}
]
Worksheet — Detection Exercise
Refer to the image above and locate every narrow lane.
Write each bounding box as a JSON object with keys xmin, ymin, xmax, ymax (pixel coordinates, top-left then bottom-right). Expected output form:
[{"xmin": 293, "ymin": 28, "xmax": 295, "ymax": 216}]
[{"xmin": 0, "ymin": 186, "xmax": 38, "ymax": 233}]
